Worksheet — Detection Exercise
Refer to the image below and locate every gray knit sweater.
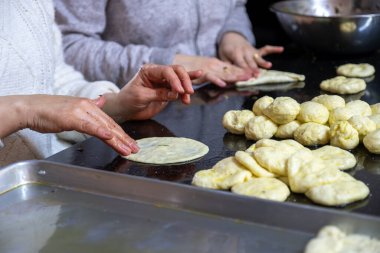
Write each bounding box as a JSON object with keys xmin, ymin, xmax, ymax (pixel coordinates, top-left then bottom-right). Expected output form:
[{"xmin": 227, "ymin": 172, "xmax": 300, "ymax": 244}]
[{"xmin": 54, "ymin": 0, "xmax": 255, "ymax": 87}]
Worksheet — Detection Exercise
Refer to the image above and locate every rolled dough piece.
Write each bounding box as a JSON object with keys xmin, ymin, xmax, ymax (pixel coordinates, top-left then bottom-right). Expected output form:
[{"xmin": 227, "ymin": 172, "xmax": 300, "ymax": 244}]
[
  {"xmin": 336, "ymin": 63, "xmax": 375, "ymax": 78},
  {"xmin": 320, "ymin": 76, "xmax": 366, "ymax": 94},
  {"xmin": 235, "ymin": 69, "xmax": 305, "ymax": 87},
  {"xmin": 124, "ymin": 137, "xmax": 209, "ymax": 164}
]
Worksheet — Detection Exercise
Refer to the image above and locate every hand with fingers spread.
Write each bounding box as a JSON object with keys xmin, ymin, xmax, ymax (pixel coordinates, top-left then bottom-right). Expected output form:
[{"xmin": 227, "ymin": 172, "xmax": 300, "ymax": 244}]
[
  {"xmin": 0, "ymin": 95, "xmax": 138, "ymax": 156},
  {"xmin": 218, "ymin": 32, "xmax": 284, "ymax": 78},
  {"xmin": 173, "ymin": 54, "xmax": 252, "ymax": 87},
  {"xmin": 103, "ymin": 64, "xmax": 202, "ymax": 121}
]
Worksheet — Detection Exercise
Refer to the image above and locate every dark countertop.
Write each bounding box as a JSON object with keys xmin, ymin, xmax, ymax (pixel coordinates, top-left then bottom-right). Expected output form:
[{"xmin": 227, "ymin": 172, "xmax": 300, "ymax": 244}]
[{"xmin": 48, "ymin": 45, "xmax": 380, "ymax": 218}]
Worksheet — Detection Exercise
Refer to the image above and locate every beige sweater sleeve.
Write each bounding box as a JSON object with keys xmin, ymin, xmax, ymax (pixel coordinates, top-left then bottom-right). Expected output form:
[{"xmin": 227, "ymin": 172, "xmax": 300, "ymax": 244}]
[{"xmin": 51, "ymin": 22, "xmax": 120, "ymax": 99}]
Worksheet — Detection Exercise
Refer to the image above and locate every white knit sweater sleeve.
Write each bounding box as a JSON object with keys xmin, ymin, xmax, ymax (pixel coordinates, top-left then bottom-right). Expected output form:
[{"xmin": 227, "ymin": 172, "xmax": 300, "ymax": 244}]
[{"xmin": 51, "ymin": 23, "xmax": 120, "ymax": 99}]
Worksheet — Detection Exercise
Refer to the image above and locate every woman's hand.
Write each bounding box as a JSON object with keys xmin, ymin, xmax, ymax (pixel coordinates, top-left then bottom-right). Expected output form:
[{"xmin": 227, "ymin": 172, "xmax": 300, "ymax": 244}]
[
  {"xmin": 218, "ymin": 32, "xmax": 284, "ymax": 77},
  {"xmin": 173, "ymin": 54, "xmax": 252, "ymax": 87},
  {"xmin": 103, "ymin": 64, "xmax": 202, "ymax": 121},
  {"xmin": 0, "ymin": 95, "xmax": 138, "ymax": 156}
]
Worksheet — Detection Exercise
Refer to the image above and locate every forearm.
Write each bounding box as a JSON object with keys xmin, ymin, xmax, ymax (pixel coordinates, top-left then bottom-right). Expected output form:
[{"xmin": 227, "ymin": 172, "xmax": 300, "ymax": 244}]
[
  {"xmin": 217, "ymin": 0, "xmax": 255, "ymax": 45},
  {"xmin": 0, "ymin": 96, "xmax": 28, "ymax": 138}
]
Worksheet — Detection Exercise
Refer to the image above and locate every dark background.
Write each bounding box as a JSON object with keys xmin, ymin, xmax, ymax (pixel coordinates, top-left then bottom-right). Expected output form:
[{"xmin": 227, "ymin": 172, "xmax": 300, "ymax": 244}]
[{"xmin": 246, "ymin": 0, "xmax": 290, "ymax": 46}]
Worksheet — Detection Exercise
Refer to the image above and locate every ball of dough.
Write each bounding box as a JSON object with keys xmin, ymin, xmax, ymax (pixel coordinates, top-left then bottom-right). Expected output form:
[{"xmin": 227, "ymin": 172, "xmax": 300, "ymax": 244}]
[
  {"xmin": 222, "ymin": 110, "xmax": 255, "ymax": 135},
  {"xmin": 275, "ymin": 120, "xmax": 301, "ymax": 139},
  {"xmin": 305, "ymin": 180, "xmax": 370, "ymax": 206},
  {"xmin": 330, "ymin": 121, "xmax": 359, "ymax": 150},
  {"xmin": 329, "ymin": 107, "xmax": 355, "ymax": 126},
  {"xmin": 348, "ymin": 115, "xmax": 376, "ymax": 140},
  {"xmin": 369, "ymin": 114, "xmax": 380, "ymax": 129},
  {"xmin": 263, "ymin": 97, "xmax": 300, "ymax": 124},
  {"xmin": 294, "ymin": 122, "xmax": 330, "ymax": 146},
  {"xmin": 370, "ymin": 103, "xmax": 380, "ymax": 115},
  {"xmin": 312, "ymin": 145, "xmax": 357, "ymax": 171},
  {"xmin": 297, "ymin": 101, "xmax": 329, "ymax": 124},
  {"xmin": 245, "ymin": 116, "xmax": 278, "ymax": 141},
  {"xmin": 252, "ymin": 96, "xmax": 274, "ymax": 116},
  {"xmin": 232, "ymin": 178, "xmax": 290, "ymax": 202},
  {"xmin": 311, "ymin": 94, "xmax": 345, "ymax": 111},
  {"xmin": 336, "ymin": 63, "xmax": 375, "ymax": 78},
  {"xmin": 320, "ymin": 76, "xmax": 366, "ymax": 95},
  {"xmin": 345, "ymin": 100, "xmax": 372, "ymax": 117},
  {"xmin": 363, "ymin": 129, "xmax": 380, "ymax": 154}
]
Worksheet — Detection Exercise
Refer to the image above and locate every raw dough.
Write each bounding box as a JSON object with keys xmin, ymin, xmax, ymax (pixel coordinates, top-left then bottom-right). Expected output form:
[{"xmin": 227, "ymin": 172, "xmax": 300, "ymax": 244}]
[
  {"xmin": 363, "ymin": 129, "xmax": 380, "ymax": 154},
  {"xmin": 320, "ymin": 76, "xmax": 366, "ymax": 94},
  {"xmin": 311, "ymin": 94, "xmax": 345, "ymax": 111},
  {"xmin": 305, "ymin": 226, "xmax": 380, "ymax": 253},
  {"xmin": 294, "ymin": 122, "xmax": 330, "ymax": 146},
  {"xmin": 192, "ymin": 157, "xmax": 252, "ymax": 190},
  {"xmin": 231, "ymin": 177, "xmax": 290, "ymax": 202},
  {"xmin": 345, "ymin": 100, "xmax": 372, "ymax": 117},
  {"xmin": 275, "ymin": 120, "xmax": 301, "ymax": 139},
  {"xmin": 222, "ymin": 110, "xmax": 255, "ymax": 135},
  {"xmin": 369, "ymin": 114, "xmax": 380, "ymax": 129},
  {"xmin": 287, "ymin": 149, "xmax": 343, "ymax": 193},
  {"xmin": 305, "ymin": 180, "xmax": 370, "ymax": 206},
  {"xmin": 252, "ymin": 96, "xmax": 274, "ymax": 116},
  {"xmin": 297, "ymin": 101, "xmax": 329, "ymax": 124},
  {"xmin": 370, "ymin": 103, "xmax": 380, "ymax": 115},
  {"xmin": 348, "ymin": 115, "xmax": 376, "ymax": 140},
  {"xmin": 253, "ymin": 141, "xmax": 304, "ymax": 176},
  {"xmin": 124, "ymin": 137, "xmax": 209, "ymax": 164},
  {"xmin": 234, "ymin": 151, "xmax": 275, "ymax": 178},
  {"xmin": 330, "ymin": 121, "xmax": 360, "ymax": 150},
  {"xmin": 245, "ymin": 116, "xmax": 278, "ymax": 141},
  {"xmin": 336, "ymin": 63, "xmax": 375, "ymax": 78},
  {"xmin": 312, "ymin": 145, "xmax": 356, "ymax": 171},
  {"xmin": 235, "ymin": 69, "xmax": 305, "ymax": 86},
  {"xmin": 329, "ymin": 107, "xmax": 355, "ymax": 126},
  {"xmin": 263, "ymin": 97, "xmax": 300, "ymax": 124}
]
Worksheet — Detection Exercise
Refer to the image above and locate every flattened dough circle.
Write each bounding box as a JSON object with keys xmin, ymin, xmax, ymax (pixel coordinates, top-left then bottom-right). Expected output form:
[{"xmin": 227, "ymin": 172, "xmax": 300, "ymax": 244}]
[{"xmin": 124, "ymin": 137, "xmax": 209, "ymax": 164}]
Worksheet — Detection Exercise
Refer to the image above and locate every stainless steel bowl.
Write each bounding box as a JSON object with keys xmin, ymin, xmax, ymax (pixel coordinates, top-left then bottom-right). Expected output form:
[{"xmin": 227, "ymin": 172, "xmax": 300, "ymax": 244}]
[{"xmin": 270, "ymin": 0, "xmax": 380, "ymax": 54}]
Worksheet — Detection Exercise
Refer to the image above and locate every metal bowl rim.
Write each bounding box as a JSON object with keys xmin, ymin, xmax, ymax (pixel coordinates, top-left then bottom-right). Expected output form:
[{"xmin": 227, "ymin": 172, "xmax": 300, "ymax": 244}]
[{"xmin": 270, "ymin": 0, "xmax": 380, "ymax": 19}]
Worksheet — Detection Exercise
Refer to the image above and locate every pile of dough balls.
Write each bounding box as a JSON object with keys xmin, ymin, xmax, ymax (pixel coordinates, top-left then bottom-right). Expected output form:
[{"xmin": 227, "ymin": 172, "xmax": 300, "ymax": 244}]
[
  {"xmin": 320, "ymin": 63, "xmax": 375, "ymax": 94},
  {"xmin": 222, "ymin": 94, "xmax": 380, "ymax": 154},
  {"xmin": 192, "ymin": 139, "xmax": 369, "ymax": 206},
  {"xmin": 304, "ymin": 225, "xmax": 380, "ymax": 253}
]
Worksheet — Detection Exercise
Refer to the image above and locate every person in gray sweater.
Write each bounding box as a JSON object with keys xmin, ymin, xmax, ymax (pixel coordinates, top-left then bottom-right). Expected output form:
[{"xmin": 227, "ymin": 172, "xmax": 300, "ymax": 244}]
[{"xmin": 54, "ymin": 0, "xmax": 284, "ymax": 88}]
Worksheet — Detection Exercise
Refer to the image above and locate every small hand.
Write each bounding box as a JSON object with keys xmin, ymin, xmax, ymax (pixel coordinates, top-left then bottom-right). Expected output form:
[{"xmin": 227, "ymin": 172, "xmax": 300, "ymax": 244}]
[
  {"xmin": 18, "ymin": 95, "xmax": 138, "ymax": 156},
  {"xmin": 219, "ymin": 32, "xmax": 284, "ymax": 77},
  {"xmin": 173, "ymin": 54, "xmax": 252, "ymax": 87},
  {"xmin": 104, "ymin": 64, "xmax": 202, "ymax": 121}
]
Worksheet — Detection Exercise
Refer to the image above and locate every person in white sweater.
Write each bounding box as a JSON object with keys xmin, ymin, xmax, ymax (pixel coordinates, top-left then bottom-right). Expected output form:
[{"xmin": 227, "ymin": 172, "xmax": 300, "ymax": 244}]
[{"xmin": 0, "ymin": 0, "xmax": 199, "ymax": 166}]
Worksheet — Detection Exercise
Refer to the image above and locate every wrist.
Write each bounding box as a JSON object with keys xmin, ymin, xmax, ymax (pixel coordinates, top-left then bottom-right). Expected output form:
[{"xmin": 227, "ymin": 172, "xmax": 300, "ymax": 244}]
[
  {"xmin": 102, "ymin": 92, "xmax": 125, "ymax": 123},
  {"xmin": 0, "ymin": 95, "xmax": 29, "ymax": 138}
]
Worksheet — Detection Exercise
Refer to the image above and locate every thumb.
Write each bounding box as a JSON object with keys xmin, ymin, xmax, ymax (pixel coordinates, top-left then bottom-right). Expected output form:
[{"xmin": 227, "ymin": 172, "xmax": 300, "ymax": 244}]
[{"xmin": 93, "ymin": 95, "xmax": 107, "ymax": 108}]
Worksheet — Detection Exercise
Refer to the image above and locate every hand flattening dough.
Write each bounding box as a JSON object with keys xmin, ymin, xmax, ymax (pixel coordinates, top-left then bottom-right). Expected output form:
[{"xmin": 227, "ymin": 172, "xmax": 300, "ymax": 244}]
[
  {"xmin": 124, "ymin": 137, "xmax": 209, "ymax": 164},
  {"xmin": 336, "ymin": 63, "xmax": 375, "ymax": 78},
  {"xmin": 263, "ymin": 97, "xmax": 300, "ymax": 124},
  {"xmin": 232, "ymin": 177, "xmax": 290, "ymax": 202},
  {"xmin": 311, "ymin": 94, "xmax": 345, "ymax": 111},
  {"xmin": 294, "ymin": 122, "xmax": 330, "ymax": 146},
  {"xmin": 297, "ymin": 101, "xmax": 329, "ymax": 124},
  {"xmin": 330, "ymin": 121, "xmax": 360, "ymax": 150},
  {"xmin": 252, "ymin": 96, "xmax": 274, "ymax": 116},
  {"xmin": 320, "ymin": 76, "xmax": 366, "ymax": 94},
  {"xmin": 245, "ymin": 116, "xmax": 278, "ymax": 141},
  {"xmin": 222, "ymin": 110, "xmax": 255, "ymax": 134}
]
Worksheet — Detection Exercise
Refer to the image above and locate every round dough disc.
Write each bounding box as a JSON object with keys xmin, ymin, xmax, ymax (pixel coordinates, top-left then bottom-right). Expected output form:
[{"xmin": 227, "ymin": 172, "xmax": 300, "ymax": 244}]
[{"xmin": 124, "ymin": 137, "xmax": 209, "ymax": 164}]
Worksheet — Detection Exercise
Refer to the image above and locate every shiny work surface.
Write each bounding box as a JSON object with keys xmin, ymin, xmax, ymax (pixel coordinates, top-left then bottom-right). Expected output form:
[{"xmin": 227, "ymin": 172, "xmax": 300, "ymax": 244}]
[
  {"xmin": 48, "ymin": 46, "xmax": 380, "ymax": 218},
  {"xmin": 1, "ymin": 160, "xmax": 380, "ymax": 252}
]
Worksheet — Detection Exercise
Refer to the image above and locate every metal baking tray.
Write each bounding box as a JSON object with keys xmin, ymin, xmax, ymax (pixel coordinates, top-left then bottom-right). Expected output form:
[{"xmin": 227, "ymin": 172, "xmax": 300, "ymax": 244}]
[{"xmin": 0, "ymin": 160, "xmax": 379, "ymax": 253}]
